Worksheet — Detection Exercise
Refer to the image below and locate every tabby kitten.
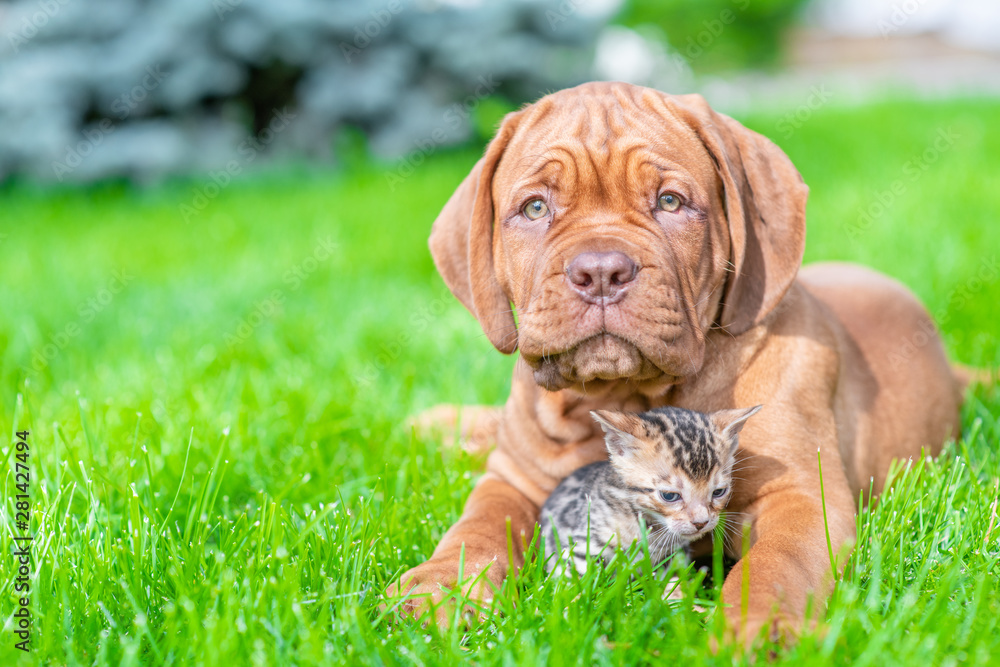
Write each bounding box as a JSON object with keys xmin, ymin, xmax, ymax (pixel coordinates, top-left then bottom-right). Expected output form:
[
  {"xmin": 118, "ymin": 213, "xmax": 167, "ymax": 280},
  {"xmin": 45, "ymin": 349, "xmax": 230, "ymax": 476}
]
[{"xmin": 540, "ymin": 405, "xmax": 762, "ymax": 577}]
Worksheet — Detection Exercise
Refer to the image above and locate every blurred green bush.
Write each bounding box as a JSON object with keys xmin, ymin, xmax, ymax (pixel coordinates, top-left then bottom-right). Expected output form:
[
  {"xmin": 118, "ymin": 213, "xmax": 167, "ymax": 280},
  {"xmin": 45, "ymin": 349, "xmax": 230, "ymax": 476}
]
[{"xmin": 617, "ymin": 0, "xmax": 810, "ymax": 72}]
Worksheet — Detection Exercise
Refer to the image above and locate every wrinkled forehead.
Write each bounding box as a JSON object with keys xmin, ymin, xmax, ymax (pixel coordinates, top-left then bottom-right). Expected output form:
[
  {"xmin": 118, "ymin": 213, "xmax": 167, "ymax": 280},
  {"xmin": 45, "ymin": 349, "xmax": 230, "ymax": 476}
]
[{"xmin": 493, "ymin": 84, "xmax": 719, "ymax": 196}]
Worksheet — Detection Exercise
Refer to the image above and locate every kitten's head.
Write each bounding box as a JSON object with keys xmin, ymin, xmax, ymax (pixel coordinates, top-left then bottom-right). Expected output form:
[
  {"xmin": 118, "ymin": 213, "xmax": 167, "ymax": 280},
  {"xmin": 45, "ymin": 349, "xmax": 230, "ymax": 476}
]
[{"xmin": 590, "ymin": 405, "xmax": 762, "ymax": 543}]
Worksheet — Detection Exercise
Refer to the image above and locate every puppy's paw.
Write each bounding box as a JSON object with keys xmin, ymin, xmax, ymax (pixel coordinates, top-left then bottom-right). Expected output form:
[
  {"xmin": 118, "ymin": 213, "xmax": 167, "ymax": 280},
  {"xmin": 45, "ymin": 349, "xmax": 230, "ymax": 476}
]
[
  {"xmin": 723, "ymin": 608, "xmax": 800, "ymax": 651},
  {"xmin": 661, "ymin": 575, "xmax": 684, "ymax": 601},
  {"xmin": 383, "ymin": 556, "xmax": 503, "ymax": 627},
  {"xmin": 407, "ymin": 404, "xmax": 502, "ymax": 454}
]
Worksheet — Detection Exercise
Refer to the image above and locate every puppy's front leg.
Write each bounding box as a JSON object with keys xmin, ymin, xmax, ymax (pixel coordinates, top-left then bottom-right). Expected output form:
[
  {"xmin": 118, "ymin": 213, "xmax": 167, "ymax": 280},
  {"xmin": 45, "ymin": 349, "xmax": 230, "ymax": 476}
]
[
  {"xmin": 386, "ymin": 473, "xmax": 538, "ymax": 624},
  {"xmin": 721, "ymin": 467, "xmax": 856, "ymax": 645}
]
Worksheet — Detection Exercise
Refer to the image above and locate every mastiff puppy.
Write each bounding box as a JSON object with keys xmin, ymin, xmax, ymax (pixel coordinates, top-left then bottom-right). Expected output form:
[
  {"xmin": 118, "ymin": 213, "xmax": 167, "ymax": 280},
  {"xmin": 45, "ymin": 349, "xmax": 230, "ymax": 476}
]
[{"xmin": 390, "ymin": 82, "xmax": 964, "ymax": 642}]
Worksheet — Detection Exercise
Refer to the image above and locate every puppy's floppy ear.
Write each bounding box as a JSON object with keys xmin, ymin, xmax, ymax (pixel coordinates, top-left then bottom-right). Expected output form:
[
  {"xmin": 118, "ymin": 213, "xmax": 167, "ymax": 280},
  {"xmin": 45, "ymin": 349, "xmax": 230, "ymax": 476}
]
[
  {"xmin": 671, "ymin": 94, "xmax": 808, "ymax": 336},
  {"xmin": 428, "ymin": 110, "xmax": 525, "ymax": 354}
]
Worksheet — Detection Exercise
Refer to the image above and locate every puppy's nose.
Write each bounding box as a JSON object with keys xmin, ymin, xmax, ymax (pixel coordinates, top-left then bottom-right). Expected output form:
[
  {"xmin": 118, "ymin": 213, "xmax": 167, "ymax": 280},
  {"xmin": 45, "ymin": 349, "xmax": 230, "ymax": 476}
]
[
  {"xmin": 566, "ymin": 251, "xmax": 637, "ymax": 304},
  {"xmin": 692, "ymin": 520, "xmax": 708, "ymax": 531}
]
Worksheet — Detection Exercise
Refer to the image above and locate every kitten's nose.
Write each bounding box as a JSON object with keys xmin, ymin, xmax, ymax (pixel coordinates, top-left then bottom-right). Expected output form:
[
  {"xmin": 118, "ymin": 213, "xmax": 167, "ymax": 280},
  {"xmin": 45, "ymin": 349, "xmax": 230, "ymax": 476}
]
[{"xmin": 692, "ymin": 520, "xmax": 708, "ymax": 531}]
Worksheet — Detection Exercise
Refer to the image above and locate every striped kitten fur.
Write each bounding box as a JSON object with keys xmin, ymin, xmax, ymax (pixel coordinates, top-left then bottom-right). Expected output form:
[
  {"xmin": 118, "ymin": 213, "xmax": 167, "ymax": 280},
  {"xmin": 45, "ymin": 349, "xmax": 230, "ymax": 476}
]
[{"xmin": 540, "ymin": 405, "xmax": 762, "ymax": 577}]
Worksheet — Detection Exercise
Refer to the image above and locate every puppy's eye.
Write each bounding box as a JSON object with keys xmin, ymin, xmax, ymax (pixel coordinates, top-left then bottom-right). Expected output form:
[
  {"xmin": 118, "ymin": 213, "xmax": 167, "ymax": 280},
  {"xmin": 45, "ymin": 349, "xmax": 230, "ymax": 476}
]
[
  {"xmin": 659, "ymin": 491, "xmax": 681, "ymax": 503},
  {"xmin": 712, "ymin": 487, "xmax": 728, "ymax": 498},
  {"xmin": 523, "ymin": 199, "xmax": 549, "ymax": 220},
  {"xmin": 657, "ymin": 192, "xmax": 682, "ymax": 212}
]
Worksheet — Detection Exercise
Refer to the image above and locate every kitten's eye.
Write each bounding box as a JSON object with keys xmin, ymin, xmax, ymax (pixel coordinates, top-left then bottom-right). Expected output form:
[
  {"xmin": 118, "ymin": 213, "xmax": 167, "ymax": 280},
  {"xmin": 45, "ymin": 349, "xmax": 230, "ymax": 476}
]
[
  {"xmin": 657, "ymin": 192, "xmax": 682, "ymax": 212},
  {"xmin": 712, "ymin": 487, "xmax": 728, "ymax": 498},
  {"xmin": 659, "ymin": 491, "xmax": 681, "ymax": 503},
  {"xmin": 523, "ymin": 199, "xmax": 549, "ymax": 220}
]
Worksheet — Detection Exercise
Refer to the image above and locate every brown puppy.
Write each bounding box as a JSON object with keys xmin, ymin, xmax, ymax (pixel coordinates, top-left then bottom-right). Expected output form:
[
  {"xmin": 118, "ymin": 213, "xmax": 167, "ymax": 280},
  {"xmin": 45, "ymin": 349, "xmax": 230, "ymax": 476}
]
[{"xmin": 390, "ymin": 82, "xmax": 963, "ymax": 642}]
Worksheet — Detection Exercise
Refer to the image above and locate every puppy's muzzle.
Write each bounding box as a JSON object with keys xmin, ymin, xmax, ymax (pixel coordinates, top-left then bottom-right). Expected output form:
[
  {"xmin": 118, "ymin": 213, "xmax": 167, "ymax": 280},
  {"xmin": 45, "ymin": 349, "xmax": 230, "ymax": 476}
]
[{"xmin": 565, "ymin": 251, "xmax": 637, "ymax": 305}]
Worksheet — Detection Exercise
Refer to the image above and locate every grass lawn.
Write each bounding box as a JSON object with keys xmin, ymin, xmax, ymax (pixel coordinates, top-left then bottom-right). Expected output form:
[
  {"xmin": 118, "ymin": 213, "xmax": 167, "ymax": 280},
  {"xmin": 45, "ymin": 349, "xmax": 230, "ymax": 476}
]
[{"xmin": 2, "ymin": 96, "xmax": 999, "ymax": 665}]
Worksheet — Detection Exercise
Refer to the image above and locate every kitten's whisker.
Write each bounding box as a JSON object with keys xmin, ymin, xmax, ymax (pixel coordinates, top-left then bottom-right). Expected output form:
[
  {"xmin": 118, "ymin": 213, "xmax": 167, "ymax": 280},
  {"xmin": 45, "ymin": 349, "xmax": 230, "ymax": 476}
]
[
  {"xmin": 649, "ymin": 532, "xmax": 665, "ymax": 563},
  {"xmin": 723, "ymin": 531, "xmax": 737, "ymax": 555},
  {"xmin": 719, "ymin": 516, "xmax": 749, "ymax": 554}
]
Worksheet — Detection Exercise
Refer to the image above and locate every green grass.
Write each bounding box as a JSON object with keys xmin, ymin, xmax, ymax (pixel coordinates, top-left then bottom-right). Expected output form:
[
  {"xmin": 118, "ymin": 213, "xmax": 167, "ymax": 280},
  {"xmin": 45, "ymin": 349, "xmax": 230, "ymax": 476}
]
[{"xmin": 1, "ymin": 96, "xmax": 999, "ymax": 665}]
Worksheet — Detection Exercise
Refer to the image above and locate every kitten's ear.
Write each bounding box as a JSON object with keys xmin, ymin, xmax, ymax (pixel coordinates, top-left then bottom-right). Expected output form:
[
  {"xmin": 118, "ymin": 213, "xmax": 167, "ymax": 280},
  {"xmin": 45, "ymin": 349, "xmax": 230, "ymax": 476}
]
[
  {"xmin": 711, "ymin": 405, "xmax": 763, "ymax": 452},
  {"xmin": 590, "ymin": 410, "xmax": 640, "ymax": 458}
]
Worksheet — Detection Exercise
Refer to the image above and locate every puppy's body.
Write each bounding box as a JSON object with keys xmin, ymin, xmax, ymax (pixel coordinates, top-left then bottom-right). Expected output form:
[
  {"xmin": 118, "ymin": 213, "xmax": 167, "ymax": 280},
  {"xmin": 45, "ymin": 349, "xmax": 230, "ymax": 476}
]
[{"xmin": 389, "ymin": 82, "xmax": 964, "ymax": 642}]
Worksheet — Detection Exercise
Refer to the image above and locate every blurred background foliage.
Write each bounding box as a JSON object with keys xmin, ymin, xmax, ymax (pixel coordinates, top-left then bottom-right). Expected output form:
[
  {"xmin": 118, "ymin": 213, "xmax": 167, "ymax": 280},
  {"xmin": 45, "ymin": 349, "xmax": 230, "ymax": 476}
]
[
  {"xmin": 616, "ymin": 0, "xmax": 810, "ymax": 72},
  {"xmin": 0, "ymin": 0, "xmax": 615, "ymax": 181},
  {"xmin": 0, "ymin": 0, "xmax": 816, "ymax": 183},
  {"xmin": 2, "ymin": 0, "xmax": 997, "ymax": 183}
]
